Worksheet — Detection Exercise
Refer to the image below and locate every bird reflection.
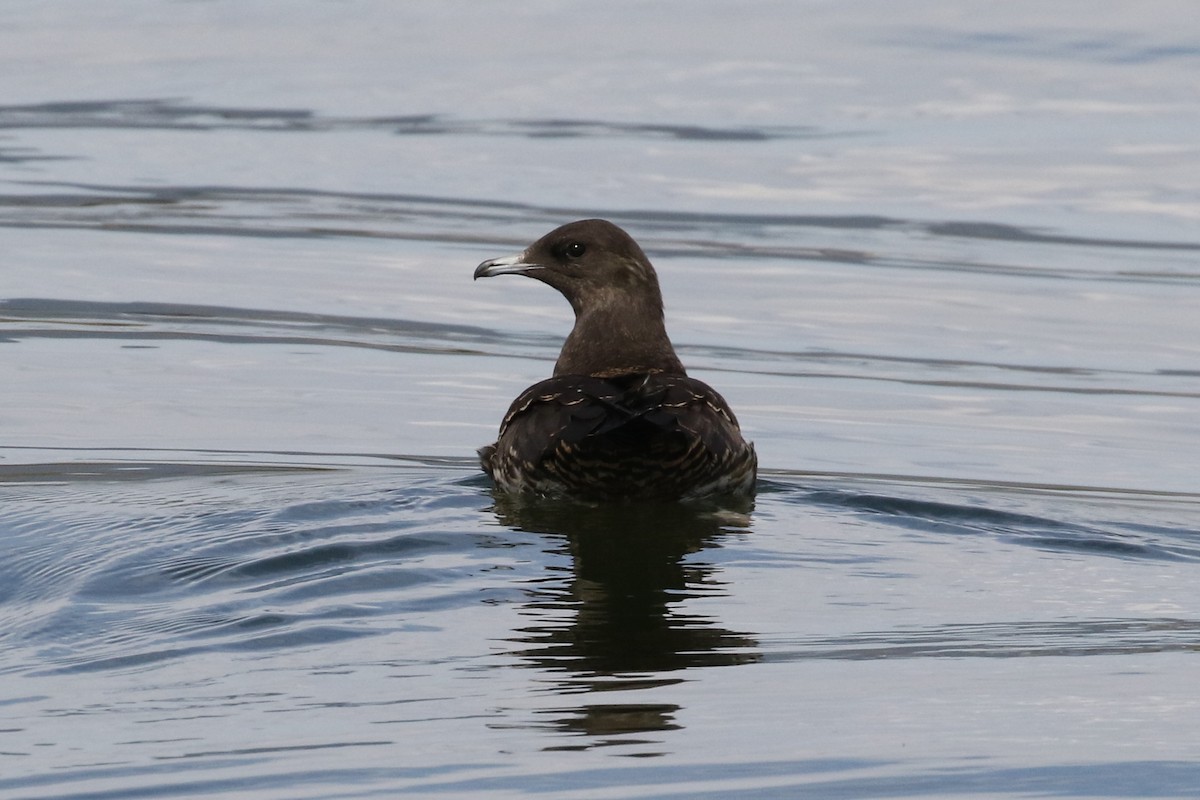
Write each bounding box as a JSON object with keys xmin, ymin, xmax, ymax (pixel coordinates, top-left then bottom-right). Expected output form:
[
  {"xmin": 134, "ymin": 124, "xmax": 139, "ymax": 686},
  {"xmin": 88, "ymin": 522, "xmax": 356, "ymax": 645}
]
[{"xmin": 487, "ymin": 493, "xmax": 760, "ymax": 742}]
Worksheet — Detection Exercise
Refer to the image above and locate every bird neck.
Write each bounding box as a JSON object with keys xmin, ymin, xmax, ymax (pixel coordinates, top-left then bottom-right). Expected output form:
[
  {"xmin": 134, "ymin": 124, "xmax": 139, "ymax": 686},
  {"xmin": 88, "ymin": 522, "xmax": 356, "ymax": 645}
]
[{"xmin": 554, "ymin": 297, "xmax": 685, "ymax": 378}]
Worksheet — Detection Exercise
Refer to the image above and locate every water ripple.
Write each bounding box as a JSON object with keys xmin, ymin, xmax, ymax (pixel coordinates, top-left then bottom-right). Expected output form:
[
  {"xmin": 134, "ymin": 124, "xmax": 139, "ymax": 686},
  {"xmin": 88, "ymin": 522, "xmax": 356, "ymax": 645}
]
[
  {"xmin": 0, "ymin": 99, "xmax": 825, "ymax": 141},
  {"xmin": 763, "ymin": 617, "xmax": 1200, "ymax": 662},
  {"xmin": 4, "ymin": 182, "xmax": 1198, "ymax": 276}
]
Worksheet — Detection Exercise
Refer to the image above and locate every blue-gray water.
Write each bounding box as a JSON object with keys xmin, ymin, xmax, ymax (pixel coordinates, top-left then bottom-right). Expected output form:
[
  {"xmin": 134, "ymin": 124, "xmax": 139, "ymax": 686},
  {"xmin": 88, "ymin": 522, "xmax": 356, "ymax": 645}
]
[{"xmin": 3, "ymin": 2, "xmax": 1200, "ymax": 798}]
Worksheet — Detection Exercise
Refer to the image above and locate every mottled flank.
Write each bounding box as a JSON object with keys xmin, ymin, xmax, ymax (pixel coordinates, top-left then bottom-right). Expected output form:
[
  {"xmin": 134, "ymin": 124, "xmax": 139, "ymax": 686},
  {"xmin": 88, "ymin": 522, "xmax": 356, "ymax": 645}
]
[{"xmin": 474, "ymin": 219, "xmax": 757, "ymax": 501}]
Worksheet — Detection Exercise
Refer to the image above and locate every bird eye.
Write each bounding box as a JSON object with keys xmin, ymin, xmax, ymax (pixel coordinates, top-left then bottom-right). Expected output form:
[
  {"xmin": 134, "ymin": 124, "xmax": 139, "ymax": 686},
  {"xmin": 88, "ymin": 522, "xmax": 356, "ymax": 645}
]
[{"xmin": 564, "ymin": 242, "xmax": 586, "ymax": 259}]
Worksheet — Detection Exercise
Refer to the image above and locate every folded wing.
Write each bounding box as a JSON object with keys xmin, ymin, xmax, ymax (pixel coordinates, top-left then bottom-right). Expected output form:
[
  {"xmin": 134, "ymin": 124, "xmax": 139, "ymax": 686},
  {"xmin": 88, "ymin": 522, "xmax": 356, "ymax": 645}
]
[{"xmin": 480, "ymin": 373, "xmax": 756, "ymax": 500}]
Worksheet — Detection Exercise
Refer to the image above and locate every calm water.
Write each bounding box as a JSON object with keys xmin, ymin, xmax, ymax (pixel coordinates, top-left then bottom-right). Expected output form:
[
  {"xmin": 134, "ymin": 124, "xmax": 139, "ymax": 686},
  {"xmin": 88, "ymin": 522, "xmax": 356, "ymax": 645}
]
[{"xmin": 3, "ymin": 2, "xmax": 1200, "ymax": 798}]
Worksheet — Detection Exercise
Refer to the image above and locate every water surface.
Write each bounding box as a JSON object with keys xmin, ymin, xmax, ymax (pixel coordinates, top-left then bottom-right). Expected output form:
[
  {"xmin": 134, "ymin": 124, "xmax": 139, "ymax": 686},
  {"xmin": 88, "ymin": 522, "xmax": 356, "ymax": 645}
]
[{"xmin": 3, "ymin": 2, "xmax": 1200, "ymax": 798}]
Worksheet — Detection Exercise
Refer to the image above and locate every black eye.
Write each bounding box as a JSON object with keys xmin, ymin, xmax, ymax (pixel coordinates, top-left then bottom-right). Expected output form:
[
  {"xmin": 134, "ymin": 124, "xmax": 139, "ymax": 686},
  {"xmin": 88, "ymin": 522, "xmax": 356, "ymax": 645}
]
[{"xmin": 564, "ymin": 242, "xmax": 586, "ymax": 259}]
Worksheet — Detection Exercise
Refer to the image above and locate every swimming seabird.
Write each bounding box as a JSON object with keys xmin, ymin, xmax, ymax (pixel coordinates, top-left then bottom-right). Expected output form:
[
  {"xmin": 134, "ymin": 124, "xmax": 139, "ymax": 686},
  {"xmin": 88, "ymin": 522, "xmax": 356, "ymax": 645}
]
[{"xmin": 474, "ymin": 219, "xmax": 756, "ymax": 500}]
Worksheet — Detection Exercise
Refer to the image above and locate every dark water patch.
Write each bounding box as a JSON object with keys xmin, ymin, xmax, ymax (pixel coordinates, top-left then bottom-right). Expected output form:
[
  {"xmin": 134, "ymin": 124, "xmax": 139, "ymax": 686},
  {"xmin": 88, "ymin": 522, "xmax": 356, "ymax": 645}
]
[
  {"xmin": 827, "ymin": 491, "xmax": 1198, "ymax": 561},
  {"xmin": 763, "ymin": 617, "xmax": 1200, "ymax": 661},
  {"xmin": 878, "ymin": 377, "xmax": 1200, "ymax": 399},
  {"xmin": 498, "ymin": 118, "xmax": 818, "ymax": 142},
  {"xmin": 0, "ymin": 99, "xmax": 327, "ymax": 132},
  {"xmin": 0, "ymin": 296, "xmax": 540, "ymax": 357},
  {"xmin": 765, "ymin": 469, "xmax": 1200, "ymax": 502},
  {"xmin": 0, "ymin": 99, "xmax": 827, "ymax": 142},
  {"xmin": 725, "ymin": 366, "xmax": 1200, "ymax": 403},
  {"xmin": 890, "ymin": 27, "xmax": 1200, "ymax": 65},
  {"xmin": 0, "ymin": 459, "xmax": 329, "ymax": 484},
  {"xmin": 694, "ymin": 343, "xmax": 1094, "ymax": 375},
  {"xmin": 0, "ymin": 143, "xmax": 69, "ymax": 164},
  {"xmin": 0, "ymin": 296, "xmax": 486, "ymax": 333},
  {"xmin": 0, "ymin": 447, "xmax": 480, "ymax": 481},
  {"xmin": 226, "ymin": 533, "xmax": 458, "ymax": 583},
  {"xmin": 764, "ymin": 473, "xmax": 1200, "ymax": 562},
  {"xmin": 695, "ymin": 344, "xmax": 1200, "ymax": 398},
  {"xmin": 928, "ymin": 220, "xmax": 1200, "ymax": 253}
]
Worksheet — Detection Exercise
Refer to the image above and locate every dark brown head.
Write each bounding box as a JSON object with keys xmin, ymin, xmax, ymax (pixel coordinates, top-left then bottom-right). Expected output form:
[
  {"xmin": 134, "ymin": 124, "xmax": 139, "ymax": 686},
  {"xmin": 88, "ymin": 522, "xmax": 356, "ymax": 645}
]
[
  {"xmin": 474, "ymin": 219, "xmax": 663, "ymax": 314},
  {"xmin": 474, "ymin": 219, "xmax": 686, "ymax": 377}
]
